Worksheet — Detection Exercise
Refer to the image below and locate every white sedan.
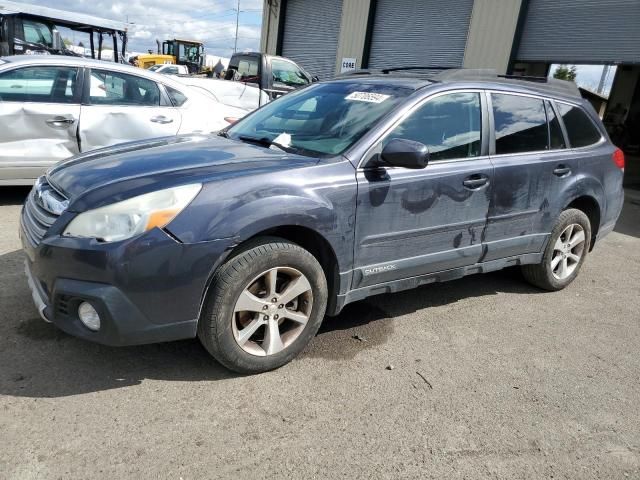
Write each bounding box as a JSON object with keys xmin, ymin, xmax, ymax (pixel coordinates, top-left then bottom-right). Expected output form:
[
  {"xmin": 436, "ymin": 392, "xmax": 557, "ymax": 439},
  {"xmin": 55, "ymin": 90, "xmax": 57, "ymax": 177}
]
[{"xmin": 0, "ymin": 55, "xmax": 247, "ymax": 185}]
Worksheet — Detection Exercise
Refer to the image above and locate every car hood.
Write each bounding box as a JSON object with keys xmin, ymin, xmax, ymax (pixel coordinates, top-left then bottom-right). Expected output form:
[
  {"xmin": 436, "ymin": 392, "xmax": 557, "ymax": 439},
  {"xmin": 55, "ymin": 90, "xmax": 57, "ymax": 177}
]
[{"xmin": 47, "ymin": 135, "xmax": 319, "ymax": 211}]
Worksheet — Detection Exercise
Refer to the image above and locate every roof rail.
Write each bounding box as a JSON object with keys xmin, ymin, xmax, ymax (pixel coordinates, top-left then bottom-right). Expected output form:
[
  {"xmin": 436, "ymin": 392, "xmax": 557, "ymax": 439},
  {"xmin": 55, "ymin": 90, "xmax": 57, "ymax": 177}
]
[
  {"xmin": 380, "ymin": 66, "xmax": 455, "ymax": 74},
  {"xmin": 430, "ymin": 68, "xmax": 581, "ymax": 98}
]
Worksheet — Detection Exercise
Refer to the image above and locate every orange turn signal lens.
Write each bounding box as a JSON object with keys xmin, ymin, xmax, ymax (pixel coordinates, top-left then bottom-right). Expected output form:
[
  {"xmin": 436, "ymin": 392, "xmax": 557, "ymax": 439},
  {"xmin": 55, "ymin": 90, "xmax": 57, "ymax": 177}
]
[{"xmin": 145, "ymin": 209, "xmax": 180, "ymax": 231}]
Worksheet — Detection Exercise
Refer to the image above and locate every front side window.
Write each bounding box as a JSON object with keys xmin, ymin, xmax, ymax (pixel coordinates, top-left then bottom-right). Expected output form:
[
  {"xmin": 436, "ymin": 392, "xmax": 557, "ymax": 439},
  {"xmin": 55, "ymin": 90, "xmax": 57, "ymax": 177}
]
[
  {"xmin": 384, "ymin": 92, "xmax": 482, "ymax": 161},
  {"xmin": 492, "ymin": 93, "xmax": 548, "ymax": 154},
  {"xmin": 271, "ymin": 59, "xmax": 309, "ymax": 87},
  {"xmin": 22, "ymin": 20, "xmax": 53, "ymax": 47},
  {"xmin": 89, "ymin": 70, "xmax": 160, "ymax": 106},
  {"xmin": 0, "ymin": 66, "xmax": 78, "ymax": 103},
  {"xmin": 557, "ymin": 103, "xmax": 602, "ymax": 148},
  {"xmin": 227, "ymin": 82, "xmax": 413, "ymax": 156}
]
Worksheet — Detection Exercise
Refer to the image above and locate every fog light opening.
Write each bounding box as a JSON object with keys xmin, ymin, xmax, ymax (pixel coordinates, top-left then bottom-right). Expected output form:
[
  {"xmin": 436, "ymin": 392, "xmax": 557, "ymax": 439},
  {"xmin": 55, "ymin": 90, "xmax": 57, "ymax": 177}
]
[{"xmin": 78, "ymin": 302, "xmax": 100, "ymax": 331}]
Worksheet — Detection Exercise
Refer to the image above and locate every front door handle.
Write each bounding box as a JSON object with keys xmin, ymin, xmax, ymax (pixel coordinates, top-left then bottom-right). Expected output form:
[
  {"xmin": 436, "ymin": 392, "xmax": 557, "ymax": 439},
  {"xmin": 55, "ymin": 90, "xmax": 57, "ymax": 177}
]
[
  {"xmin": 46, "ymin": 116, "xmax": 76, "ymax": 128},
  {"xmin": 463, "ymin": 174, "xmax": 489, "ymax": 189},
  {"xmin": 150, "ymin": 115, "xmax": 174, "ymax": 124},
  {"xmin": 553, "ymin": 165, "xmax": 572, "ymax": 177}
]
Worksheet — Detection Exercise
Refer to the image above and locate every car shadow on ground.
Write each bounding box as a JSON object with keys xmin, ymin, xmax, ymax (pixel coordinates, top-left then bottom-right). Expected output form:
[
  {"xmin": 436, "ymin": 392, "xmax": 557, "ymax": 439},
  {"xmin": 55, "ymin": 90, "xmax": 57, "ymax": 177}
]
[
  {"xmin": 0, "ymin": 246, "xmax": 546, "ymax": 398},
  {"xmin": 614, "ymin": 194, "xmax": 640, "ymax": 239}
]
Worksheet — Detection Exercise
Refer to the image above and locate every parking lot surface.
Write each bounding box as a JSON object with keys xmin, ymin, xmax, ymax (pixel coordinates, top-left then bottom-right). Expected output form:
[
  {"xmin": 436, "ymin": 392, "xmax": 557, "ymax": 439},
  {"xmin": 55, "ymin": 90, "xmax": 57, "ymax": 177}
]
[{"xmin": 1, "ymin": 187, "xmax": 639, "ymax": 479}]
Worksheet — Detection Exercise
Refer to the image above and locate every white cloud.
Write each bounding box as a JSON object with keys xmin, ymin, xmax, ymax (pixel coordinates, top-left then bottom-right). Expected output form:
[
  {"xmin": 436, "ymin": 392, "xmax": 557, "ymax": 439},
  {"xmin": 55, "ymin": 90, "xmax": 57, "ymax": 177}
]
[{"xmin": 23, "ymin": 0, "xmax": 263, "ymax": 57}]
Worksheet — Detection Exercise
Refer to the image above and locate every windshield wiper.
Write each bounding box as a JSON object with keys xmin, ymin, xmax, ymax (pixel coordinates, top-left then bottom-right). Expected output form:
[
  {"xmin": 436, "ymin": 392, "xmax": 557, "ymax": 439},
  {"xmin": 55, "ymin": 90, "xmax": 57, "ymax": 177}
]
[
  {"xmin": 218, "ymin": 130, "xmax": 230, "ymax": 138},
  {"xmin": 237, "ymin": 135, "xmax": 289, "ymax": 153}
]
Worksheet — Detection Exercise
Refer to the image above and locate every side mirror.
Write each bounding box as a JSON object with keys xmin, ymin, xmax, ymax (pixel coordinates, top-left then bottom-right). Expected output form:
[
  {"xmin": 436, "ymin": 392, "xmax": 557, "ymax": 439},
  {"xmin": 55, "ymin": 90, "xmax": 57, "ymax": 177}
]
[
  {"xmin": 379, "ymin": 138, "xmax": 429, "ymax": 169},
  {"xmin": 52, "ymin": 29, "xmax": 63, "ymax": 52},
  {"xmin": 311, "ymin": 75, "xmax": 319, "ymax": 83}
]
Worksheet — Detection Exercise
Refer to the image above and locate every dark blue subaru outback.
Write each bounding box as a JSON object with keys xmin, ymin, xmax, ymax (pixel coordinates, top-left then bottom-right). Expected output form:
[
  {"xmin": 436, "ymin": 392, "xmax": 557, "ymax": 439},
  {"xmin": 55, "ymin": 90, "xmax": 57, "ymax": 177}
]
[{"xmin": 21, "ymin": 69, "xmax": 625, "ymax": 373}]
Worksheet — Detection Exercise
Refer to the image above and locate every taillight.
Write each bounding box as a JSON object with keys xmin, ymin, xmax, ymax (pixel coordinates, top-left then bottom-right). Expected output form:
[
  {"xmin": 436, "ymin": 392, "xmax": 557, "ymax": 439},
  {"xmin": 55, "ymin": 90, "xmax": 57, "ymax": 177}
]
[
  {"xmin": 224, "ymin": 117, "xmax": 239, "ymax": 124},
  {"xmin": 612, "ymin": 148, "xmax": 625, "ymax": 169}
]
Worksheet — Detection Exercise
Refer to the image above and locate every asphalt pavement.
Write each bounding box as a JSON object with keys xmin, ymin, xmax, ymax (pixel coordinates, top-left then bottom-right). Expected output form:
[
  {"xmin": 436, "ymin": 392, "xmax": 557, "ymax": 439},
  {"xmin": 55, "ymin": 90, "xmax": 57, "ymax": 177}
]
[{"xmin": 1, "ymin": 186, "xmax": 639, "ymax": 479}]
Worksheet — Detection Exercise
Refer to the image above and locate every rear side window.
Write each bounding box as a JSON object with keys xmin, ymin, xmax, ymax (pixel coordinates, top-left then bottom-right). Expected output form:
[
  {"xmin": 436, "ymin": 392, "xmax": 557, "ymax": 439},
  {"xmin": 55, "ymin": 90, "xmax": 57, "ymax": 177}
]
[
  {"xmin": 492, "ymin": 93, "xmax": 547, "ymax": 154},
  {"xmin": 546, "ymin": 101, "xmax": 566, "ymax": 149},
  {"xmin": 89, "ymin": 70, "xmax": 160, "ymax": 106},
  {"xmin": 557, "ymin": 103, "xmax": 602, "ymax": 148},
  {"xmin": 0, "ymin": 66, "xmax": 78, "ymax": 103},
  {"xmin": 385, "ymin": 92, "xmax": 482, "ymax": 161},
  {"xmin": 166, "ymin": 86, "xmax": 188, "ymax": 107}
]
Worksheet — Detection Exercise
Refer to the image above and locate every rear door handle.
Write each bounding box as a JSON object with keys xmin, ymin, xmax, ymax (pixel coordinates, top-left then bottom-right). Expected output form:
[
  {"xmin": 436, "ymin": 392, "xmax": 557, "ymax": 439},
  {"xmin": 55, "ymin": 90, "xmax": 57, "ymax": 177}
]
[
  {"xmin": 463, "ymin": 174, "xmax": 489, "ymax": 189},
  {"xmin": 46, "ymin": 116, "xmax": 76, "ymax": 128},
  {"xmin": 553, "ymin": 165, "xmax": 572, "ymax": 177},
  {"xmin": 150, "ymin": 115, "xmax": 174, "ymax": 124}
]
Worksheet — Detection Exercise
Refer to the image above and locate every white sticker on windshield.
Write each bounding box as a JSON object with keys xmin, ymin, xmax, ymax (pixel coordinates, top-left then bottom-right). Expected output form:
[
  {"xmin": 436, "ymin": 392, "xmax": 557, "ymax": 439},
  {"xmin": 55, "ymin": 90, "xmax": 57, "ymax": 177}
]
[
  {"xmin": 345, "ymin": 92, "xmax": 391, "ymax": 103},
  {"xmin": 272, "ymin": 132, "xmax": 292, "ymax": 148}
]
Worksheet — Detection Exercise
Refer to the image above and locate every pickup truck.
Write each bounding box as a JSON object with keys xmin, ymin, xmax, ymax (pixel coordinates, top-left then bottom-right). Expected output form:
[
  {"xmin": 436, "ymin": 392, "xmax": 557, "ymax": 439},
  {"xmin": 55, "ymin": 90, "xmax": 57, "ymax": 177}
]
[
  {"xmin": 222, "ymin": 52, "xmax": 316, "ymax": 107},
  {"xmin": 175, "ymin": 53, "xmax": 316, "ymax": 112}
]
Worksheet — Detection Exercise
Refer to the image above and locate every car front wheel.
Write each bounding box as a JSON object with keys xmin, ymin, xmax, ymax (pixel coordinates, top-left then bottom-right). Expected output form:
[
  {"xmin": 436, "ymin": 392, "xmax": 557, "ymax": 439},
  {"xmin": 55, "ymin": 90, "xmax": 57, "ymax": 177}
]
[{"xmin": 198, "ymin": 237, "xmax": 328, "ymax": 374}]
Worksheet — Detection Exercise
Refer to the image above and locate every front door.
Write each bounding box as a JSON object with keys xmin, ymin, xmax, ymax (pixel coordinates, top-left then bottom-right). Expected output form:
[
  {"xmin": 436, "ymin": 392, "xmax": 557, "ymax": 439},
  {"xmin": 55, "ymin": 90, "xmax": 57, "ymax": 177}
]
[
  {"xmin": 353, "ymin": 91, "xmax": 492, "ymax": 289},
  {"xmin": 79, "ymin": 68, "xmax": 181, "ymax": 152},
  {"xmin": 0, "ymin": 65, "xmax": 81, "ymax": 182}
]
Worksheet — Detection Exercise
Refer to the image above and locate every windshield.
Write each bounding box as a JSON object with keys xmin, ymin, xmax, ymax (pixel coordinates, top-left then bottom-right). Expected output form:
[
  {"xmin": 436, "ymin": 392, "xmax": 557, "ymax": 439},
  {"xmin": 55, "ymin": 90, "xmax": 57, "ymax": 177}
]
[{"xmin": 226, "ymin": 82, "xmax": 413, "ymax": 156}]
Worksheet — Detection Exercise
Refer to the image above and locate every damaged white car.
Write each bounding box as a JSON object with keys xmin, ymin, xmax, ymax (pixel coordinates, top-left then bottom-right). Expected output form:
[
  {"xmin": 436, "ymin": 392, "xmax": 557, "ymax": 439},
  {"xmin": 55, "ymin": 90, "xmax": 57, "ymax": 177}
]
[{"xmin": 0, "ymin": 55, "xmax": 248, "ymax": 185}]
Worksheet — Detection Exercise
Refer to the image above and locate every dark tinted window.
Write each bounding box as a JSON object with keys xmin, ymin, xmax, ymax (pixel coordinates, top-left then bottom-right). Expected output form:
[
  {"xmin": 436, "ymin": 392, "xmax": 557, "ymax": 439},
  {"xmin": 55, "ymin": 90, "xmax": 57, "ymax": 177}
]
[
  {"xmin": 89, "ymin": 70, "xmax": 160, "ymax": 106},
  {"xmin": 557, "ymin": 103, "xmax": 602, "ymax": 148},
  {"xmin": 492, "ymin": 93, "xmax": 547, "ymax": 154},
  {"xmin": 385, "ymin": 92, "xmax": 482, "ymax": 161},
  {"xmin": 166, "ymin": 86, "xmax": 188, "ymax": 107},
  {"xmin": 0, "ymin": 66, "xmax": 78, "ymax": 103},
  {"xmin": 546, "ymin": 101, "xmax": 566, "ymax": 149}
]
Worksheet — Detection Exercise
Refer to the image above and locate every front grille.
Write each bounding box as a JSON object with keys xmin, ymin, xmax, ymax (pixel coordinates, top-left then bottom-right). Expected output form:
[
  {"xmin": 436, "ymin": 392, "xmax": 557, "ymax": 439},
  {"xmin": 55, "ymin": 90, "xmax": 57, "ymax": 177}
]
[{"xmin": 21, "ymin": 177, "xmax": 67, "ymax": 246}]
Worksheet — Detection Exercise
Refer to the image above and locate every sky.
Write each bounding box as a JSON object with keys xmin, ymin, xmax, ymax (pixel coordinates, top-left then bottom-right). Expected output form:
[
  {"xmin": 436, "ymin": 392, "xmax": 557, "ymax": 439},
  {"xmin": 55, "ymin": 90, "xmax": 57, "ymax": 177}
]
[
  {"xmin": 24, "ymin": 0, "xmax": 264, "ymax": 58},
  {"xmin": 549, "ymin": 64, "xmax": 616, "ymax": 97}
]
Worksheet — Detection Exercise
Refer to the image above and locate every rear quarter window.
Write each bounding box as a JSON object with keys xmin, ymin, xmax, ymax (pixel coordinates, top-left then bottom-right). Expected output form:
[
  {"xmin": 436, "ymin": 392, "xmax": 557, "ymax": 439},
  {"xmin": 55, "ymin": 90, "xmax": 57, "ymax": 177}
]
[{"xmin": 557, "ymin": 103, "xmax": 602, "ymax": 148}]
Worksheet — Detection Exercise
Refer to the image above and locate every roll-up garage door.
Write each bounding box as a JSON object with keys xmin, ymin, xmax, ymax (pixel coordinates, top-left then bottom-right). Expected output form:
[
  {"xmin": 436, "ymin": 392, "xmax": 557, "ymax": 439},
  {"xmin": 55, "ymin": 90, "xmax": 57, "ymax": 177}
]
[
  {"xmin": 518, "ymin": 0, "xmax": 640, "ymax": 64},
  {"xmin": 280, "ymin": 0, "xmax": 344, "ymax": 80},
  {"xmin": 367, "ymin": 0, "xmax": 474, "ymax": 70}
]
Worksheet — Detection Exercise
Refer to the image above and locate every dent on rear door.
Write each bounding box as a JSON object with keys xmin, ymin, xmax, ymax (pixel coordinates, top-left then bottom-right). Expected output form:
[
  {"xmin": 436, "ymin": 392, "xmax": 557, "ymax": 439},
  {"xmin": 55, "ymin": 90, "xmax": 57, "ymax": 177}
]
[
  {"xmin": 0, "ymin": 103, "xmax": 80, "ymax": 179},
  {"xmin": 79, "ymin": 105, "xmax": 181, "ymax": 152}
]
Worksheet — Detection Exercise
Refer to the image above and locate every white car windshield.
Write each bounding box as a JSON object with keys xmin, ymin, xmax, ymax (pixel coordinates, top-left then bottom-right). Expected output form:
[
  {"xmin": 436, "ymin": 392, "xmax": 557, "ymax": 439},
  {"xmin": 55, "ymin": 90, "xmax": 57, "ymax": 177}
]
[{"xmin": 226, "ymin": 82, "xmax": 413, "ymax": 157}]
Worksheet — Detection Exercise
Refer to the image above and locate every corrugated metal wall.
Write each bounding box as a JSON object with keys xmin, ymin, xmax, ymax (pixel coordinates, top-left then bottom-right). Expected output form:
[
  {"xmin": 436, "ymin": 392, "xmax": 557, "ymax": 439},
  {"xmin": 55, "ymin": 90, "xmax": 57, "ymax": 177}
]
[
  {"xmin": 281, "ymin": 0, "xmax": 344, "ymax": 80},
  {"xmin": 518, "ymin": 0, "xmax": 640, "ymax": 64},
  {"xmin": 367, "ymin": 0, "xmax": 474, "ymax": 69},
  {"xmin": 334, "ymin": 0, "xmax": 372, "ymax": 72},
  {"xmin": 463, "ymin": 0, "xmax": 523, "ymax": 73}
]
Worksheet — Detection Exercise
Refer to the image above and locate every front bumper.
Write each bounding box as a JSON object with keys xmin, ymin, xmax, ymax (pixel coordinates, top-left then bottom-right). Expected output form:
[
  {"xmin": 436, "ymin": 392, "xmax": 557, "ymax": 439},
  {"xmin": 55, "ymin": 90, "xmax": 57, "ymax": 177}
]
[{"xmin": 21, "ymin": 218, "xmax": 232, "ymax": 346}]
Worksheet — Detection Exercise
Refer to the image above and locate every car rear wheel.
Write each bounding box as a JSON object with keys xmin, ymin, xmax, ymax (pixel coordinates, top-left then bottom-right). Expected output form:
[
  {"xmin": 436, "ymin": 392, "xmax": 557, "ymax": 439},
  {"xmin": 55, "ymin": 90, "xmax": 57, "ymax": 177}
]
[
  {"xmin": 198, "ymin": 237, "xmax": 327, "ymax": 374},
  {"xmin": 522, "ymin": 208, "xmax": 591, "ymax": 291}
]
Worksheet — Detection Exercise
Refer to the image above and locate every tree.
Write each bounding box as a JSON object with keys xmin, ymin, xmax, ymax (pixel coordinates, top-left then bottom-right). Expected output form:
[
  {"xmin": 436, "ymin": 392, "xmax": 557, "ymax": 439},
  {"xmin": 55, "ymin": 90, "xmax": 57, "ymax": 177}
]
[
  {"xmin": 63, "ymin": 38, "xmax": 72, "ymax": 47},
  {"xmin": 553, "ymin": 65, "xmax": 577, "ymax": 82}
]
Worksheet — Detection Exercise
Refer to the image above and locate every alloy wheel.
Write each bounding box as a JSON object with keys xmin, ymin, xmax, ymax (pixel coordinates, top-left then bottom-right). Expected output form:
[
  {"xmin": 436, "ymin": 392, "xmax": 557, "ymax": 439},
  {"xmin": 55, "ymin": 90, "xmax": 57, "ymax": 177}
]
[
  {"xmin": 231, "ymin": 267, "xmax": 313, "ymax": 356},
  {"xmin": 551, "ymin": 223, "xmax": 586, "ymax": 280}
]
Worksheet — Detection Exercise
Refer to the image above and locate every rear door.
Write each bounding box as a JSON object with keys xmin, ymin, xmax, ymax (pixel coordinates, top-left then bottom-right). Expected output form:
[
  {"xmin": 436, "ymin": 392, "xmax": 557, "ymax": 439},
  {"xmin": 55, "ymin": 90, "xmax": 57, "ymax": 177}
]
[
  {"xmin": 484, "ymin": 92, "xmax": 576, "ymax": 261},
  {"xmin": 79, "ymin": 68, "xmax": 181, "ymax": 151},
  {"xmin": 0, "ymin": 64, "xmax": 81, "ymax": 182}
]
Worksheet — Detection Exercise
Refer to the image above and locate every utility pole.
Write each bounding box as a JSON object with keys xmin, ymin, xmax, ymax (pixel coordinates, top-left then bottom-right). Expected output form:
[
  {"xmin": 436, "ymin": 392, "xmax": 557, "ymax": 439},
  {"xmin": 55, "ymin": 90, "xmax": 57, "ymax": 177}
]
[
  {"xmin": 597, "ymin": 65, "xmax": 610, "ymax": 95},
  {"xmin": 233, "ymin": 0, "xmax": 240, "ymax": 53}
]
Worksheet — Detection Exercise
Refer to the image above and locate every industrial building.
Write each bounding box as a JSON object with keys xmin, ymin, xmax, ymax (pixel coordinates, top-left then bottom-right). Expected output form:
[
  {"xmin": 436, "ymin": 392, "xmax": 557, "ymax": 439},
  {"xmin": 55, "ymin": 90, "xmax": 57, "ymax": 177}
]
[{"xmin": 260, "ymin": 0, "xmax": 640, "ymax": 162}]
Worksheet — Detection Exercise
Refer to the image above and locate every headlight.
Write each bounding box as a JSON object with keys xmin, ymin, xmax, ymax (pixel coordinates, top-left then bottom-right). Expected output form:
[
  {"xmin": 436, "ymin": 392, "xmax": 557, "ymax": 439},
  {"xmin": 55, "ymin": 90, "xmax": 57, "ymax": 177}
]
[{"xmin": 63, "ymin": 184, "xmax": 202, "ymax": 242}]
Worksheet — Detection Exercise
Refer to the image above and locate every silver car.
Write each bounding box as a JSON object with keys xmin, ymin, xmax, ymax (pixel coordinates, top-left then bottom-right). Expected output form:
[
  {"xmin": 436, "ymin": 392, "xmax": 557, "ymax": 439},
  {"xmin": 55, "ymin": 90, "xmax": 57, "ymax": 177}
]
[{"xmin": 0, "ymin": 55, "xmax": 247, "ymax": 185}]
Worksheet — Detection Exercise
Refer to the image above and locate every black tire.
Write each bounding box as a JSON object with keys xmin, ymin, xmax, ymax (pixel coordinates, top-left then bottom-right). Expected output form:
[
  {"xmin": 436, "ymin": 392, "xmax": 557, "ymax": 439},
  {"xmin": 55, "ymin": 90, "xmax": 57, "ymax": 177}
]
[
  {"xmin": 198, "ymin": 237, "xmax": 328, "ymax": 374},
  {"xmin": 522, "ymin": 208, "xmax": 592, "ymax": 291}
]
